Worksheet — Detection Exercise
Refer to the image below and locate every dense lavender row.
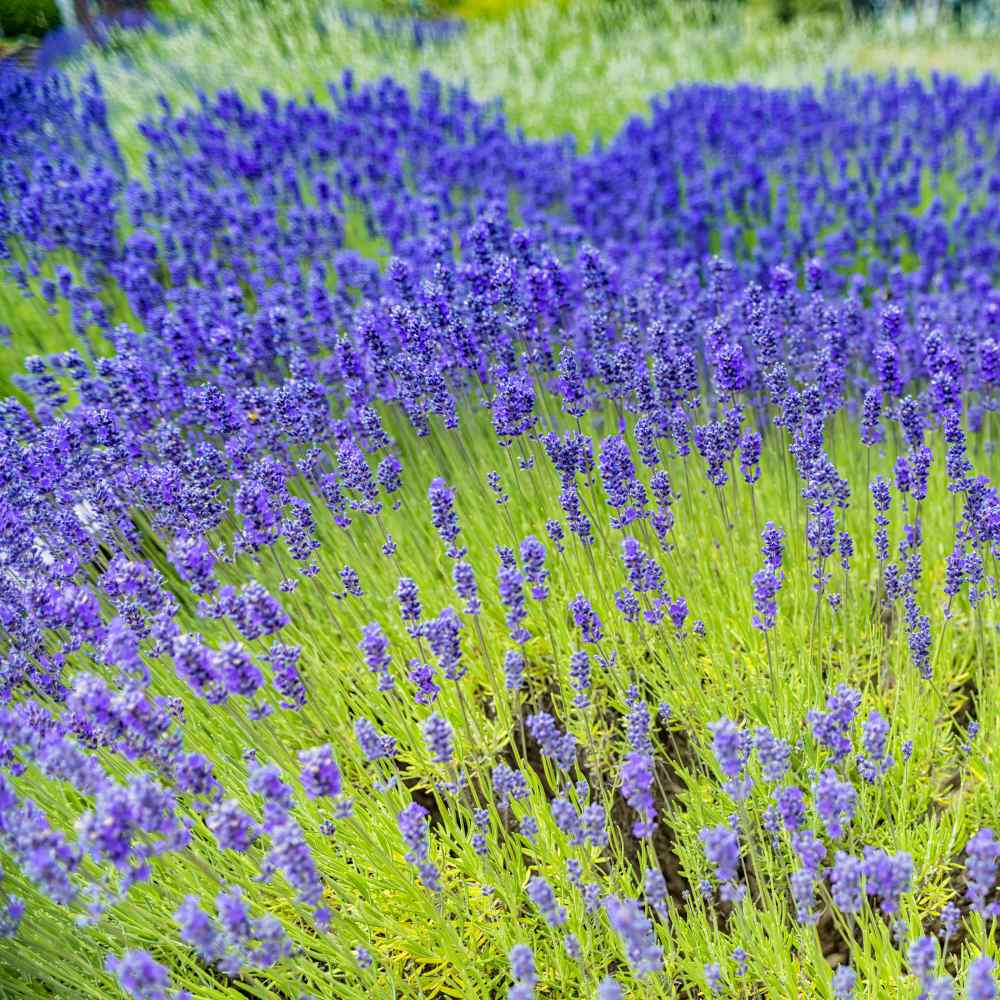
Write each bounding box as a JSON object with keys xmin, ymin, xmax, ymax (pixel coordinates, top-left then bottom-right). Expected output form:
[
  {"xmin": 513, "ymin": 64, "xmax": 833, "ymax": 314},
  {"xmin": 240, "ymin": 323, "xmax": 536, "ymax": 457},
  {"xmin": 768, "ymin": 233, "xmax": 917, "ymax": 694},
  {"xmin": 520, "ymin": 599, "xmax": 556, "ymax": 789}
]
[
  {"xmin": 6, "ymin": 66, "xmax": 1000, "ymax": 295},
  {"xmin": 1, "ymin": 65, "xmax": 1000, "ymax": 998}
]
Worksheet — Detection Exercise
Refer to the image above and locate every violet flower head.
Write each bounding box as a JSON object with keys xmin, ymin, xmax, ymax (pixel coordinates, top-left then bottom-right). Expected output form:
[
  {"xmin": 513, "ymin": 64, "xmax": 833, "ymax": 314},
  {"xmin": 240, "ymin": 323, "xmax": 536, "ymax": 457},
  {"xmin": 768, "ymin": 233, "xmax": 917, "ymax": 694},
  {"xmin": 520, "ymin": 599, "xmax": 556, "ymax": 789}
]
[
  {"xmin": 428, "ymin": 477, "xmax": 465, "ymax": 558},
  {"xmin": 644, "ymin": 866, "xmax": 668, "ymax": 918},
  {"xmin": 709, "ymin": 717, "xmax": 751, "ymax": 799},
  {"xmin": 857, "ymin": 709, "xmax": 893, "ymax": 783},
  {"xmin": 452, "ymin": 561, "xmax": 480, "ymax": 615},
  {"xmin": 268, "ymin": 643, "xmax": 308, "ymax": 710},
  {"xmin": 215, "ymin": 643, "xmax": 264, "ymax": 700},
  {"xmin": 599, "ymin": 434, "xmax": 638, "ymax": 513},
  {"xmin": 754, "ymin": 726, "xmax": 791, "ymax": 783},
  {"xmin": 968, "ymin": 957, "xmax": 998, "ymax": 1000},
  {"xmin": 247, "ymin": 762, "xmax": 293, "ymax": 815},
  {"xmin": 526, "ymin": 875, "xmax": 566, "ymax": 928},
  {"xmin": 700, "ymin": 824, "xmax": 741, "ymax": 884},
  {"xmin": 359, "ymin": 623, "xmax": 390, "ymax": 675},
  {"xmin": 668, "ymin": 595, "xmax": 688, "ymax": 633},
  {"xmin": 508, "ymin": 944, "xmax": 536, "ymax": 984},
  {"xmin": 168, "ymin": 536, "xmax": 216, "ymax": 596},
  {"xmin": 355, "ymin": 718, "xmax": 396, "ymax": 762},
  {"xmin": 568, "ymin": 593, "xmax": 603, "ymax": 645},
  {"xmin": 206, "ymin": 799, "xmax": 259, "ymax": 853},
  {"xmin": 597, "ymin": 978, "xmax": 624, "ymax": 1000},
  {"xmin": 832, "ymin": 965, "xmax": 856, "ymax": 1000},
  {"xmin": 498, "ymin": 565, "xmax": 530, "ymax": 644},
  {"xmin": 940, "ymin": 901, "xmax": 961, "ymax": 941},
  {"xmin": 775, "ymin": 785, "xmax": 806, "ymax": 831},
  {"xmin": 861, "ymin": 847, "xmax": 913, "ymax": 915},
  {"xmin": 398, "ymin": 802, "xmax": 440, "ymax": 893},
  {"xmin": 965, "ymin": 828, "xmax": 1000, "ymax": 916},
  {"xmin": 807, "ymin": 684, "xmax": 861, "ymax": 762},
  {"xmin": 751, "ymin": 567, "xmax": 782, "ymax": 633},
  {"xmin": 909, "ymin": 935, "xmax": 938, "ymax": 988},
  {"xmin": 739, "ymin": 428, "xmax": 761, "ymax": 485},
  {"xmin": 545, "ymin": 518, "xmax": 565, "ymax": 553},
  {"xmin": 568, "ymin": 650, "xmax": 591, "ymax": 709},
  {"xmin": 175, "ymin": 896, "xmax": 223, "ymax": 966},
  {"xmin": 604, "ymin": 895, "xmax": 663, "ymax": 977},
  {"xmin": 425, "ymin": 606, "xmax": 465, "ymax": 682},
  {"xmin": 527, "ymin": 712, "xmax": 577, "ymax": 771},
  {"xmin": 791, "ymin": 867, "xmax": 817, "ymax": 925},
  {"xmin": 792, "ymin": 830, "xmax": 827, "ymax": 875},
  {"xmin": 376, "ymin": 453, "xmax": 402, "ymax": 498},
  {"xmin": 396, "ymin": 577, "xmax": 422, "ymax": 634},
  {"xmin": 298, "ymin": 744, "xmax": 341, "ymax": 799},
  {"xmin": 620, "ymin": 750, "xmax": 657, "ymax": 837},
  {"xmin": 830, "ymin": 852, "xmax": 863, "ymax": 914},
  {"xmin": 423, "ymin": 712, "xmax": 454, "ymax": 765},
  {"xmin": 761, "ymin": 521, "xmax": 785, "ymax": 572},
  {"xmin": 520, "ymin": 535, "xmax": 549, "ymax": 600},
  {"xmin": 504, "ymin": 649, "xmax": 525, "ymax": 693},
  {"xmin": 508, "ymin": 944, "xmax": 537, "ymax": 995},
  {"xmin": 814, "ymin": 768, "xmax": 857, "ymax": 840},
  {"xmin": 705, "ymin": 961, "xmax": 722, "ymax": 995},
  {"xmin": 105, "ymin": 950, "xmax": 183, "ymax": 1000},
  {"xmin": 492, "ymin": 764, "xmax": 528, "ymax": 812}
]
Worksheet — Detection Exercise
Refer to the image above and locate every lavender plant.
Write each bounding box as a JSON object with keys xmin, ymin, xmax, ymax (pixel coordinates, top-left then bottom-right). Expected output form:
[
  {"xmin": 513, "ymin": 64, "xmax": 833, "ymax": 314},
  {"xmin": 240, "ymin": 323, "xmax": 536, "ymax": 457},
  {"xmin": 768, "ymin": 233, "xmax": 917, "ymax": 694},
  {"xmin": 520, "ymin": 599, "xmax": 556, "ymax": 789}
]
[{"xmin": 2, "ymin": 61, "xmax": 1000, "ymax": 999}]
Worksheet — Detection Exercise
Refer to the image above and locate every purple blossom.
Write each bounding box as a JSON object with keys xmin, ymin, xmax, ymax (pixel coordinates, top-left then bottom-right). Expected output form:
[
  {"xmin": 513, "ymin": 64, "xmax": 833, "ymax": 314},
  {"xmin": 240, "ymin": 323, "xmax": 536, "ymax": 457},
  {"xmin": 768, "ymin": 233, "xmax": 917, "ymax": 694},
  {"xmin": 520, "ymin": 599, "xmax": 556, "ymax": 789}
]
[
  {"xmin": 568, "ymin": 593, "xmax": 603, "ymax": 645},
  {"xmin": 396, "ymin": 577, "xmax": 422, "ymax": 634},
  {"xmin": 832, "ymin": 965, "xmax": 856, "ymax": 1000},
  {"xmin": 965, "ymin": 828, "xmax": 1000, "ymax": 916},
  {"xmin": 526, "ymin": 875, "xmax": 565, "ymax": 928},
  {"xmin": 355, "ymin": 718, "xmax": 396, "ymax": 761},
  {"xmin": 621, "ymin": 750, "xmax": 657, "ymax": 837},
  {"xmin": 830, "ymin": 852, "xmax": 864, "ymax": 914},
  {"xmin": 807, "ymin": 685, "xmax": 861, "ymax": 762},
  {"xmin": 504, "ymin": 649, "xmax": 525, "ymax": 692},
  {"xmin": 428, "ymin": 477, "xmax": 465, "ymax": 558},
  {"xmin": 597, "ymin": 978, "xmax": 624, "ymax": 1000},
  {"xmin": 423, "ymin": 713, "xmax": 454, "ymax": 765},
  {"xmin": 755, "ymin": 726, "xmax": 790, "ymax": 783},
  {"xmin": 498, "ymin": 566, "xmax": 529, "ymax": 644},
  {"xmin": 861, "ymin": 847, "xmax": 913, "ymax": 915},
  {"xmin": 508, "ymin": 944, "xmax": 536, "ymax": 987},
  {"xmin": 700, "ymin": 824, "xmax": 740, "ymax": 883},
  {"xmin": 968, "ymin": 957, "xmax": 998, "ymax": 1000},
  {"xmin": 205, "ymin": 799, "xmax": 259, "ymax": 853},
  {"xmin": 453, "ymin": 562, "xmax": 481, "ymax": 615},
  {"xmin": 604, "ymin": 895, "xmax": 663, "ymax": 977},
  {"xmin": 398, "ymin": 803, "xmax": 440, "ymax": 893},
  {"xmin": 568, "ymin": 650, "xmax": 591, "ymax": 709},
  {"xmin": 520, "ymin": 536, "xmax": 549, "ymax": 600},
  {"xmin": 425, "ymin": 607, "xmax": 465, "ymax": 682},
  {"xmin": 360, "ymin": 622, "xmax": 391, "ymax": 678},
  {"xmin": 298, "ymin": 745, "xmax": 342, "ymax": 799},
  {"xmin": 775, "ymin": 785, "xmax": 806, "ymax": 831},
  {"xmin": 492, "ymin": 764, "xmax": 528, "ymax": 812},
  {"xmin": 106, "ymin": 950, "xmax": 185, "ymax": 1000},
  {"xmin": 527, "ymin": 712, "xmax": 577, "ymax": 771},
  {"xmin": 814, "ymin": 768, "xmax": 857, "ymax": 840}
]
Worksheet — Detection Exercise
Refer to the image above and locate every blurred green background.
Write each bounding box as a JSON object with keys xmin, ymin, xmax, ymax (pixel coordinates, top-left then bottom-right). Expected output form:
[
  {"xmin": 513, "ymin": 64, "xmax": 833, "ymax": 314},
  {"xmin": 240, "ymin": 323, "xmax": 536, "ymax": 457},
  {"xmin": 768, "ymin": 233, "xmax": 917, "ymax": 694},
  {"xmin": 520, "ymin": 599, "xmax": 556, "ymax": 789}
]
[{"xmin": 3, "ymin": 0, "xmax": 999, "ymax": 156}]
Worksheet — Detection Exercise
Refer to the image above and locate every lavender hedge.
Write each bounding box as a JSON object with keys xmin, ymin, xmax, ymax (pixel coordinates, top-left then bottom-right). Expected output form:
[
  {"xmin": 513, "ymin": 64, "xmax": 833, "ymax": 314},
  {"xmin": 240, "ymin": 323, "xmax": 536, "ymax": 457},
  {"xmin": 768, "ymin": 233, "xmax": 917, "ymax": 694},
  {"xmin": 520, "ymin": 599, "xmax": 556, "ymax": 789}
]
[{"xmin": 2, "ymin": 63, "xmax": 1000, "ymax": 998}]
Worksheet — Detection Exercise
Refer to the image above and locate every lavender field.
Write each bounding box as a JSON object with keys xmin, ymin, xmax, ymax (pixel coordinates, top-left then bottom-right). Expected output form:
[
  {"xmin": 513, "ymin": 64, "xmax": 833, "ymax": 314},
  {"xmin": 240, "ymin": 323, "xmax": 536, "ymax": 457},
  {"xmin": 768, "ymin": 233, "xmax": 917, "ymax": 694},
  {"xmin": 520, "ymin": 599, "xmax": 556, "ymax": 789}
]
[{"xmin": 3, "ymin": 10, "xmax": 1000, "ymax": 998}]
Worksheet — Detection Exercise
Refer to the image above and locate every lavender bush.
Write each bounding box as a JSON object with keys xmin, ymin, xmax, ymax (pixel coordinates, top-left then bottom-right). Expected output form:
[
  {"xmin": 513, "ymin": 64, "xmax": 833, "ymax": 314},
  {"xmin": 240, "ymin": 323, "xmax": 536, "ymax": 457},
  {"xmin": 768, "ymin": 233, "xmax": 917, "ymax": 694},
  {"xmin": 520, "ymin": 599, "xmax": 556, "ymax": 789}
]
[{"xmin": 1, "ymin": 62, "xmax": 1000, "ymax": 997}]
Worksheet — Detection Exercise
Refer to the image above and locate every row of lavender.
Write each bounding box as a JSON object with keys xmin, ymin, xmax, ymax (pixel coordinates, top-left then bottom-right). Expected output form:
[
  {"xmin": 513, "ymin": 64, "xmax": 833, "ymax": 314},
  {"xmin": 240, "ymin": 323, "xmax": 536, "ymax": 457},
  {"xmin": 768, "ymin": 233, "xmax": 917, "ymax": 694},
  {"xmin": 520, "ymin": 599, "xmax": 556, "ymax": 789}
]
[{"xmin": 1, "ymin": 64, "xmax": 1000, "ymax": 997}]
